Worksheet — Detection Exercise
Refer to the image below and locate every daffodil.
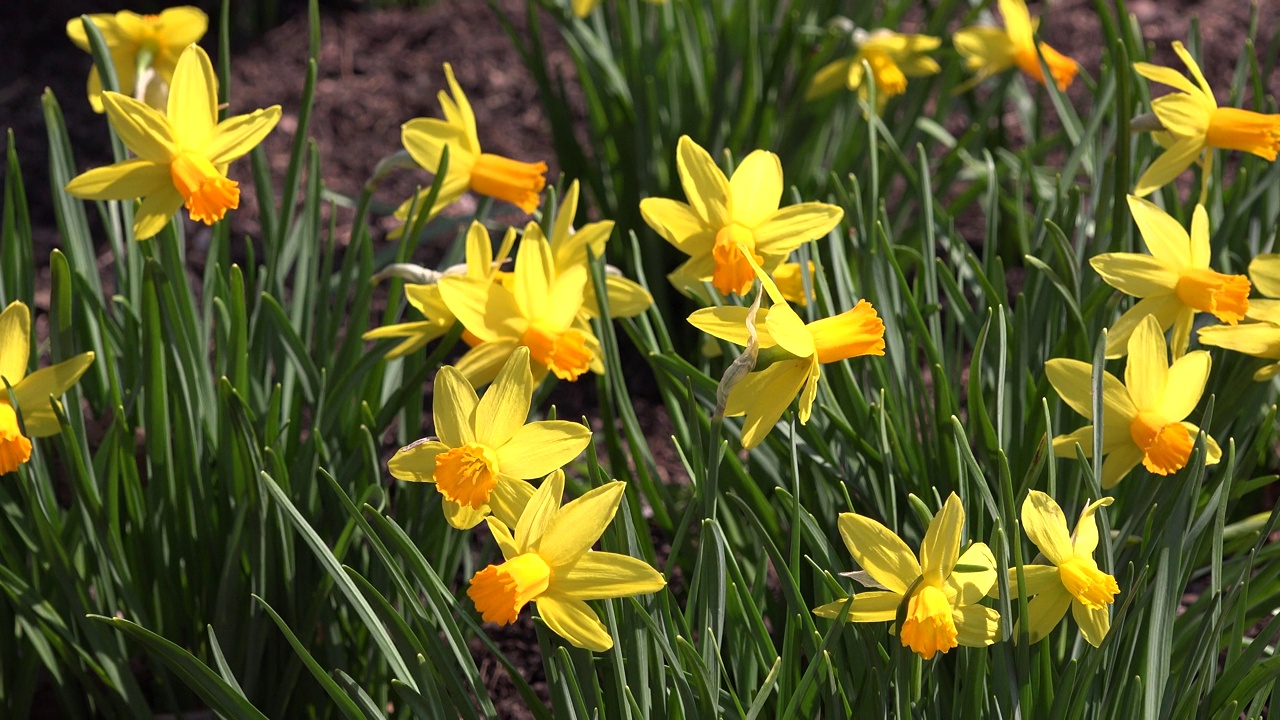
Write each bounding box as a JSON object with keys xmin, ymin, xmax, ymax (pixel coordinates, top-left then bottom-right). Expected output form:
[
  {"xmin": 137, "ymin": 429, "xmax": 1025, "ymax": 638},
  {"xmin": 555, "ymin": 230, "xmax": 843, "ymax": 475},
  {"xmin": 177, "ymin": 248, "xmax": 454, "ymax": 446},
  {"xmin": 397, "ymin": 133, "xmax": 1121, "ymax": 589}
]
[
  {"xmin": 468, "ymin": 470, "xmax": 665, "ymax": 651},
  {"xmin": 440, "ymin": 224, "xmax": 604, "ymax": 386},
  {"xmin": 813, "ymin": 493, "xmax": 1000, "ymax": 659},
  {"xmin": 689, "ymin": 248, "xmax": 884, "ymax": 448},
  {"xmin": 1091, "ymin": 197, "xmax": 1248, "ymax": 358},
  {"xmin": 954, "ymin": 0, "xmax": 1078, "ymax": 91},
  {"xmin": 387, "ymin": 347, "xmax": 592, "ymax": 529},
  {"xmin": 571, "ymin": 0, "xmax": 667, "ymax": 17},
  {"xmin": 363, "ymin": 222, "xmax": 515, "ymax": 359},
  {"xmin": 397, "ymin": 63, "xmax": 548, "ymax": 231},
  {"xmin": 806, "ymin": 30, "xmax": 941, "ymax": 106},
  {"xmin": 0, "ymin": 302, "xmax": 95, "ymax": 474},
  {"xmin": 639, "ymin": 136, "xmax": 843, "ymax": 298},
  {"xmin": 772, "ymin": 261, "xmax": 815, "ymax": 307},
  {"xmin": 66, "ymin": 6, "xmax": 208, "ymax": 112},
  {"xmin": 998, "ymin": 492, "xmax": 1118, "ymax": 647},
  {"xmin": 1198, "ymin": 322, "xmax": 1280, "ymax": 381},
  {"xmin": 545, "ymin": 180, "xmax": 652, "ymax": 320},
  {"xmin": 65, "ymin": 44, "xmax": 280, "ymax": 241},
  {"xmin": 1133, "ymin": 42, "xmax": 1280, "ymax": 197},
  {"xmin": 1047, "ymin": 314, "xmax": 1220, "ymax": 488}
]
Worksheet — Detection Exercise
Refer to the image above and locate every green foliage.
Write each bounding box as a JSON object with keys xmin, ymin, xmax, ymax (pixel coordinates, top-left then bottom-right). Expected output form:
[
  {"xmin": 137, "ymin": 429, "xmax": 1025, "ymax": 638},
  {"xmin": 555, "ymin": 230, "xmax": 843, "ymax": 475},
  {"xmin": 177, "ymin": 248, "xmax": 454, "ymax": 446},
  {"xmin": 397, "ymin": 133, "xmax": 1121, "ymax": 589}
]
[{"xmin": 1, "ymin": 0, "xmax": 1279, "ymax": 717}]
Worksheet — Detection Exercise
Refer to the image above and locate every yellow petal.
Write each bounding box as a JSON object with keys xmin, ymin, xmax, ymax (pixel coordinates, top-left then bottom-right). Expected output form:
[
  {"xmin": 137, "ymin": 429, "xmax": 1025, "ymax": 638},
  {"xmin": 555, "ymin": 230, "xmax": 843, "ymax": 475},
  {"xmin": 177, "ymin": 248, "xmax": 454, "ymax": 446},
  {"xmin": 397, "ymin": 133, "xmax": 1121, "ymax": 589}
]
[
  {"xmin": 1070, "ymin": 497, "xmax": 1115, "ymax": 558},
  {"xmin": 542, "ymin": 265, "xmax": 590, "ymax": 330},
  {"xmin": 728, "ymin": 150, "xmax": 783, "ymax": 229},
  {"xmin": 167, "ymin": 45, "xmax": 217, "ymax": 149},
  {"xmin": 454, "ymin": 341, "xmax": 522, "ymax": 388},
  {"xmin": 751, "ymin": 203, "xmax": 843, "ymax": 255},
  {"xmin": 639, "ymin": 198, "xmax": 715, "ymax": 254},
  {"xmin": 553, "ymin": 552, "xmax": 665, "ymax": 600},
  {"xmin": 1250, "ymin": 254, "xmax": 1280, "ymax": 298},
  {"xmin": 1183, "ymin": 422, "xmax": 1221, "ymax": 465},
  {"xmin": 474, "ymin": 347, "xmax": 533, "ymax": 447},
  {"xmin": 11, "ymin": 352, "xmax": 95, "ymax": 437},
  {"xmin": 1103, "ymin": 295, "xmax": 1183, "ymax": 359},
  {"xmin": 813, "ymin": 591, "xmax": 903, "ymax": 622},
  {"xmin": 440, "ymin": 63, "xmax": 480, "ymax": 153},
  {"xmin": 1150, "ymin": 93, "xmax": 1212, "ymax": 138},
  {"xmin": 387, "ymin": 439, "xmax": 451, "ymax": 483},
  {"xmin": 995, "ymin": 564, "xmax": 1061, "ymax": 599},
  {"xmin": 488, "ymin": 476, "xmax": 537, "ymax": 529},
  {"xmin": 836, "ymin": 511, "xmax": 921, "ymax": 594},
  {"xmin": 1089, "ymin": 253, "xmax": 1179, "ymax": 297},
  {"xmin": 438, "ymin": 276, "xmax": 525, "ymax": 344},
  {"xmin": 132, "ymin": 186, "xmax": 185, "ymax": 240},
  {"xmin": 442, "ymin": 499, "xmax": 489, "ymax": 530},
  {"xmin": 675, "ymin": 135, "xmax": 730, "ymax": 228},
  {"xmin": 485, "ymin": 516, "xmax": 520, "ymax": 561},
  {"xmin": 1246, "ymin": 299, "xmax": 1280, "ymax": 324},
  {"xmin": 997, "ymin": 0, "xmax": 1034, "ymax": 48},
  {"xmin": 205, "ymin": 106, "xmax": 282, "ymax": 165},
  {"xmin": 516, "ymin": 469, "xmax": 564, "ymax": 551},
  {"xmin": 1198, "ymin": 323, "xmax": 1280, "ymax": 359},
  {"xmin": 432, "ymin": 367, "xmax": 478, "ymax": 447},
  {"xmin": 724, "ymin": 358, "xmax": 810, "ymax": 449},
  {"xmin": 953, "ymin": 604, "xmax": 1001, "ymax": 647},
  {"xmin": 920, "ymin": 493, "xmax": 964, "ymax": 586},
  {"xmin": 1132, "ymin": 136, "xmax": 1204, "ymax": 198},
  {"xmin": 1101, "ymin": 444, "xmax": 1143, "ymax": 489},
  {"xmin": 1021, "ymin": 584, "xmax": 1072, "ymax": 643},
  {"xmin": 535, "ymin": 594, "xmax": 612, "ymax": 652},
  {"xmin": 687, "ymin": 306, "xmax": 777, "ymax": 348},
  {"xmin": 953, "ymin": 27, "xmax": 1016, "ymax": 76},
  {"xmin": 65, "ymin": 159, "xmax": 171, "ymax": 201},
  {"xmin": 1021, "ymin": 491, "xmax": 1073, "ymax": 566},
  {"xmin": 944, "ymin": 542, "xmax": 997, "ymax": 606},
  {"xmin": 158, "ymin": 7, "xmax": 210, "ymax": 48},
  {"xmin": 0, "ymin": 301, "xmax": 31, "ymax": 386},
  {"xmin": 1051, "ymin": 425, "xmax": 1095, "ymax": 458},
  {"xmin": 402, "ymin": 117, "xmax": 475, "ymax": 175},
  {"xmin": 1124, "ymin": 314, "xmax": 1170, "ymax": 412},
  {"xmin": 764, "ymin": 303, "xmax": 816, "ymax": 359},
  {"xmin": 1044, "ymin": 359, "xmax": 1136, "ymax": 424},
  {"xmin": 101, "ymin": 92, "xmax": 178, "ymax": 163},
  {"xmin": 65, "ymin": 14, "xmax": 116, "ymax": 50},
  {"xmin": 586, "ymin": 275, "xmax": 652, "ymax": 319},
  {"xmin": 1159, "ymin": 350, "xmax": 1210, "ymax": 420},
  {"xmin": 535, "ymin": 481, "xmax": 626, "ymax": 568},
  {"xmin": 363, "ymin": 320, "xmax": 448, "ymax": 360},
  {"xmin": 494, "ymin": 420, "xmax": 591, "ymax": 480},
  {"xmin": 554, "ymin": 221, "xmax": 614, "ymax": 274},
  {"xmin": 1072, "ymin": 598, "xmax": 1111, "ymax": 648},
  {"xmin": 1127, "ymin": 196, "xmax": 1191, "ymax": 269},
  {"xmin": 806, "ymin": 58, "xmax": 856, "ymax": 100},
  {"xmin": 1132, "ymin": 61, "xmax": 1202, "ymax": 97},
  {"xmin": 1172, "ymin": 41, "xmax": 1214, "ymax": 99}
]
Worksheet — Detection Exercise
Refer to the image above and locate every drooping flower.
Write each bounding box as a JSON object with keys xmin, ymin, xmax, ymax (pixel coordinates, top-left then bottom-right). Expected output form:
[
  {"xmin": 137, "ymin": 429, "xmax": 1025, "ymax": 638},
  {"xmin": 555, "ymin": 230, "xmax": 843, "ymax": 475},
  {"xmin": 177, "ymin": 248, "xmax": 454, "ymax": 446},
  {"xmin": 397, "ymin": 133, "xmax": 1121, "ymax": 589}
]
[
  {"xmin": 1132, "ymin": 42, "xmax": 1280, "ymax": 197},
  {"xmin": 1091, "ymin": 196, "xmax": 1248, "ymax": 358},
  {"xmin": 997, "ymin": 492, "xmax": 1119, "ymax": 647},
  {"xmin": 806, "ymin": 29, "xmax": 941, "ymax": 107},
  {"xmin": 640, "ymin": 136, "xmax": 843, "ymax": 298},
  {"xmin": 440, "ymin": 224, "xmax": 604, "ymax": 386},
  {"xmin": 66, "ymin": 6, "xmax": 208, "ymax": 112},
  {"xmin": 954, "ymin": 0, "xmax": 1078, "ymax": 91},
  {"xmin": 363, "ymin": 222, "xmax": 515, "ymax": 359},
  {"xmin": 545, "ymin": 180, "xmax": 652, "ymax": 320},
  {"xmin": 397, "ymin": 63, "xmax": 547, "ymax": 230},
  {"xmin": 387, "ymin": 348, "xmax": 592, "ymax": 529},
  {"xmin": 0, "ymin": 302, "xmax": 95, "ymax": 474},
  {"xmin": 813, "ymin": 493, "xmax": 1000, "ymax": 659},
  {"xmin": 1047, "ymin": 314, "xmax": 1220, "ymax": 488},
  {"xmin": 468, "ymin": 470, "xmax": 665, "ymax": 651},
  {"xmin": 65, "ymin": 44, "xmax": 280, "ymax": 240},
  {"xmin": 689, "ymin": 247, "xmax": 883, "ymax": 448}
]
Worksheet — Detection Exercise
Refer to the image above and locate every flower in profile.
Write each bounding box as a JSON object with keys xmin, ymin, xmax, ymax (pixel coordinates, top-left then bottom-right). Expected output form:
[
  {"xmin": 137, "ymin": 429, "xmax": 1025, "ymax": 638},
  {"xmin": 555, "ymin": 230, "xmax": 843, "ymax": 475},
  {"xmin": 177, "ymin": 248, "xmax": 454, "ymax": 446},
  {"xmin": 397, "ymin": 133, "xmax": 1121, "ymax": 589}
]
[
  {"xmin": 1132, "ymin": 42, "xmax": 1280, "ymax": 197},
  {"xmin": 363, "ymin": 222, "xmax": 515, "ymax": 359},
  {"xmin": 813, "ymin": 493, "xmax": 1000, "ymax": 659},
  {"xmin": 66, "ymin": 6, "xmax": 208, "ymax": 112},
  {"xmin": 806, "ymin": 29, "xmax": 941, "ymax": 107},
  {"xmin": 440, "ymin": 224, "xmax": 604, "ymax": 386},
  {"xmin": 546, "ymin": 180, "xmax": 652, "ymax": 320},
  {"xmin": 388, "ymin": 348, "xmax": 592, "ymax": 530},
  {"xmin": 954, "ymin": 0, "xmax": 1078, "ymax": 91},
  {"xmin": 468, "ymin": 471, "xmax": 665, "ymax": 651},
  {"xmin": 1047, "ymin": 314, "xmax": 1220, "ymax": 489},
  {"xmin": 998, "ymin": 492, "xmax": 1119, "ymax": 647},
  {"xmin": 65, "ymin": 44, "xmax": 280, "ymax": 240},
  {"xmin": 640, "ymin": 136, "xmax": 843, "ymax": 298},
  {"xmin": 397, "ymin": 63, "xmax": 547, "ymax": 230},
  {"xmin": 0, "ymin": 302, "xmax": 95, "ymax": 474},
  {"xmin": 1091, "ymin": 196, "xmax": 1248, "ymax": 358},
  {"xmin": 689, "ymin": 248, "xmax": 884, "ymax": 448},
  {"xmin": 1198, "ymin": 253, "xmax": 1280, "ymax": 380}
]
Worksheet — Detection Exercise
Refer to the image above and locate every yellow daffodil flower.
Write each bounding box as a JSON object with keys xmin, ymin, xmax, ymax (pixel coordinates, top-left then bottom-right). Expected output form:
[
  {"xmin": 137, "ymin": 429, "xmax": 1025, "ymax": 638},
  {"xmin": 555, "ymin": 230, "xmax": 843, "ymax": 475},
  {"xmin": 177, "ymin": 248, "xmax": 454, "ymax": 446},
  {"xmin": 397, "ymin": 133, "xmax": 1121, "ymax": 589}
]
[
  {"xmin": 65, "ymin": 44, "xmax": 280, "ymax": 241},
  {"xmin": 397, "ymin": 63, "xmax": 548, "ymax": 230},
  {"xmin": 440, "ymin": 224, "xmax": 604, "ymax": 386},
  {"xmin": 546, "ymin": 180, "xmax": 652, "ymax": 320},
  {"xmin": 689, "ymin": 248, "xmax": 884, "ymax": 448},
  {"xmin": 1047, "ymin": 314, "xmax": 1220, "ymax": 488},
  {"xmin": 363, "ymin": 222, "xmax": 515, "ymax": 359},
  {"xmin": 572, "ymin": 0, "xmax": 667, "ymax": 17},
  {"xmin": 772, "ymin": 261, "xmax": 815, "ymax": 307},
  {"xmin": 387, "ymin": 347, "xmax": 592, "ymax": 530},
  {"xmin": 640, "ymin": 136, "xmax": 843, "ymax": 298},
  {"xmin": 1197, "ymin": 254, "xmax": 1280, "ymax": 380},
  {"xmin": 1133, "ymin": 42, "xmax": 1280, "ymax": 197},
  {"xmin": 998, "ymin": 492, "xmax": 1119, "ymax": 647},
  {"xmin": 66, "ymin": 6, "xmax": 207, "ymax": 112},
  {"xmin": 1091, "ymin": 196, "xmax": 1248, "ymax": 358},
  {"xmin": 0, "ymin": 302, "xmax": 95, "ymax": 474},
  {"xmin": 468, "ymin": 470, "xmax": 665, "ymax": 651},
  {"xmin": 954, "ymin": 0, "xmax": 1078, "ymax": 91},
  {"xmin": 813, "ymin": 493, "xmax": 1000, "ymax": 659},
  {"xmin": 806, "ymin": 30, "xmax": 941, "ymax": 106}
]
